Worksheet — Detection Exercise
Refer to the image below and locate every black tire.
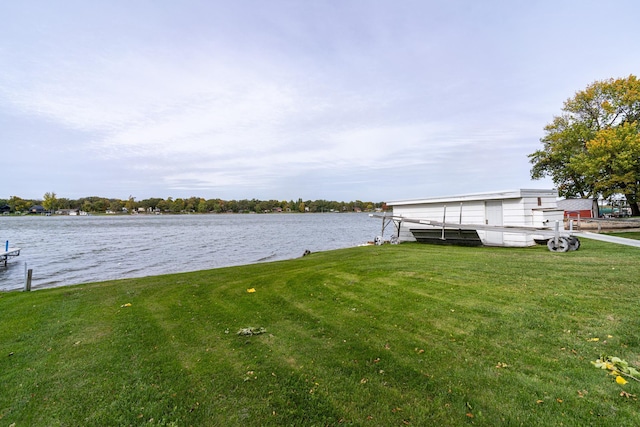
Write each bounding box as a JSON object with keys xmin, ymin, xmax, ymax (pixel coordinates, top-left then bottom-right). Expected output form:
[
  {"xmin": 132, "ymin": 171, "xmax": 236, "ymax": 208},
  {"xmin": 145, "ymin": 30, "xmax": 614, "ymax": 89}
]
[
  {"xmin": 567, "ymin": 237, "xmax": 580, "ymax": 251},
  {"xmin": 547, "ymin": 237, "xmax": 570, "ymax": 252}
]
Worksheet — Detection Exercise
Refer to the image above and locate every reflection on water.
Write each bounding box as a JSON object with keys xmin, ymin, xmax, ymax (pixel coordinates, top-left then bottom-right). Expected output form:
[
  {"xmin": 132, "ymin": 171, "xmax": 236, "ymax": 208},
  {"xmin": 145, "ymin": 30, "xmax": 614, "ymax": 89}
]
[{"xmin": 0, "ymin": 213, "xmax": 379, "ymax": 291}]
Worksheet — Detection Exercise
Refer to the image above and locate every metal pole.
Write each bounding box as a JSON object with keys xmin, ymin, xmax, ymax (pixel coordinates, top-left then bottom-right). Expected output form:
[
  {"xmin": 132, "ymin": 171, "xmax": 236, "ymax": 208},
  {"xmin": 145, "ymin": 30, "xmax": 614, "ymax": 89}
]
[
  {"xmin": 25, "ymin": 268, "xmax": 32, "ymax": 292},
  {"xmin": 441, "ymin": 205, "xmax": 447, "ymax": 240}
]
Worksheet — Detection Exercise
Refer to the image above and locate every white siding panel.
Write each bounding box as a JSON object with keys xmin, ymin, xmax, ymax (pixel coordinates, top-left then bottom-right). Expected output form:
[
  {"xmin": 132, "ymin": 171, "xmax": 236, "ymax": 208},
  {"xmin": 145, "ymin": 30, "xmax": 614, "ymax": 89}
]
[{"xmin": 388, "ymin": 189, "xmax": 560, "ymax": 247}]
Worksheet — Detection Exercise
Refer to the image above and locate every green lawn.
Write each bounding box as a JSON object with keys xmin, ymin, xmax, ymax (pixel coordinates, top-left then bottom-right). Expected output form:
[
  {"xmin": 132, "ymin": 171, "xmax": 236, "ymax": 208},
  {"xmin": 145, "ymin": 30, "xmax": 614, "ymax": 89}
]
[
  {"xmin": 1, "ymin": 239, "xmax": 639, "ymax": 426},
  {"xmin": 605, "ymin": 231, "xmax": 640, "ymax": 240}
]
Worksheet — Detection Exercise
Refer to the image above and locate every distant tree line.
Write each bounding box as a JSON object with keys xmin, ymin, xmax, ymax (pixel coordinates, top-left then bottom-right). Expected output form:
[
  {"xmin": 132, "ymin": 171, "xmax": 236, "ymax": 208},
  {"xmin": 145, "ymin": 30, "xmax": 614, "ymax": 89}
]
[{"xmin": 1, "ymin": 193, "xmax": 387, "ymax": 214}]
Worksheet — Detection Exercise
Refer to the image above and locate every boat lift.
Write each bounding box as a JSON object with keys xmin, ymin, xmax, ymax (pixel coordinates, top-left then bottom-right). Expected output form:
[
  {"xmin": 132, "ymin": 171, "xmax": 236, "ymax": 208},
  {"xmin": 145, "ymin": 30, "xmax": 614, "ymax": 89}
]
[{"xmin": 370, "ymin": 213, "xmax": 580, "ymax": 252}]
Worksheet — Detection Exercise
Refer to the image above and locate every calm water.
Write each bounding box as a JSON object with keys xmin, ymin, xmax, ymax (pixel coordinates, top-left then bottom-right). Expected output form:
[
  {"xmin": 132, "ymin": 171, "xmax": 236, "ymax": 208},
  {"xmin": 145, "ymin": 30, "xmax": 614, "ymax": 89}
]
[{"xmin": 0, "ymin": 213, "xmax": 380, "ymax": 291}]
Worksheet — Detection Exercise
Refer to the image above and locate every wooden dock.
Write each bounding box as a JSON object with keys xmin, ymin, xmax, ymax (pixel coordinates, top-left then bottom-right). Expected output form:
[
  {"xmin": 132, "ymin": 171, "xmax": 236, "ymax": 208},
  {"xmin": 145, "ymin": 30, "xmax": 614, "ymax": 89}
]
[{"xmin": 1, "ymin": 247, "xmax": 20, "ymax": 267}]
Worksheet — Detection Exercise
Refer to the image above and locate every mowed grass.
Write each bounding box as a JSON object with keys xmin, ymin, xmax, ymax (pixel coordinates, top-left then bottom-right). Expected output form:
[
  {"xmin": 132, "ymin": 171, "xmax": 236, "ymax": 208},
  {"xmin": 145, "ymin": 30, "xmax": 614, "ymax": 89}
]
[
  {"xmin": 606, "ymin": 231, "xmax": 640, "ymax": 240},
  {"xmin": 1, "ymin": 239, "xmax": 640, "ymax": 426}
]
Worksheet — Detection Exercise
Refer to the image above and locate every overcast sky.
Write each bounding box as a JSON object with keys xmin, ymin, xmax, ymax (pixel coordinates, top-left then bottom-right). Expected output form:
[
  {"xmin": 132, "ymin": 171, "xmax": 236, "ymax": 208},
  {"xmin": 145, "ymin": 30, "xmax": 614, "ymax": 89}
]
[{"xmin": 1, "ymin": 1, "xmax": 639, "ymax": 202}]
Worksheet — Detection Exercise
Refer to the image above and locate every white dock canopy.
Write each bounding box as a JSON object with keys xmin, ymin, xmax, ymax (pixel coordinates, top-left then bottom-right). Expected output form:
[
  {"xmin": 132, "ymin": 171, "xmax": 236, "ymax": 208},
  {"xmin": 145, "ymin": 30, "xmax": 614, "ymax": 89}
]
[{"xmin": 386, "ymin": 189, "xmax": 564, "ymax": 247}]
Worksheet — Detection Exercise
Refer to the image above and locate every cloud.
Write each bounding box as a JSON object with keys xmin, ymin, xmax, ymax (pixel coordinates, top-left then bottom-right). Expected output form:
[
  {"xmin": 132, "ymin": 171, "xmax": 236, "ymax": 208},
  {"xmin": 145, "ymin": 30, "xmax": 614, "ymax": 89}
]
[
  {"xmin": 2, "ymin": 0, "xmax": 639, "ymax": 200},
  {"xmin": 2, "ymin": 35, "xmax": 482, "ymax": 187}
]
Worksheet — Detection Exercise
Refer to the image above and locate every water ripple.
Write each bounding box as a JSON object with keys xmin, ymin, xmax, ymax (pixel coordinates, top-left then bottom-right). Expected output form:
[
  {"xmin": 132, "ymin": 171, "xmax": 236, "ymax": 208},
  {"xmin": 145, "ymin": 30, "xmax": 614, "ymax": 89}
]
[{"xmin": 1, "ymin": 213, "xmax": 379, "ymax": 291}]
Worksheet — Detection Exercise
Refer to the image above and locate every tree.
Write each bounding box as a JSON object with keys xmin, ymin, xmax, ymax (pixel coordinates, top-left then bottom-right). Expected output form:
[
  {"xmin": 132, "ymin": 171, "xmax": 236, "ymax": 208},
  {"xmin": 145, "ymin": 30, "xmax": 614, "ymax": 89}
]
[
  {"xmin": 172, "ymin": 198, "xmax": 185, "ymax": 213},
  {"xmin": 109, "ymin": 200, "xmax": 123, "ymax": 213},
  {"xmin": 575, "ymin": 122, "xmax": 640, "ymax": 214},
  {"xmin": 42, "ymin": 192, "xmax": 58, "ymax": 213},
  {"xmin": 529, "ymin": 75, "xmax": 640, "ymax": 215},
  {"xmin": 9, "ymin": 196, "xmax": 30, "ymax": 213},
  {"xmin": 125, "ymin": 196, "xmax": 137, "ymax": 213},
  {"xmin": 158, "ymin": 197, "xmax": 173, "ymax": 212}
]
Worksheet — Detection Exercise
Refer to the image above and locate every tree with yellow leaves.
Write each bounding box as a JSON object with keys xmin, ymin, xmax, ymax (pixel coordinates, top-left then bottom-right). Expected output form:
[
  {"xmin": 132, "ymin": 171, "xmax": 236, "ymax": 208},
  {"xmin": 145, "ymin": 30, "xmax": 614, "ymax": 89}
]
[
  {"xmin": 576, "ymin": 123, "xmax": 640, "ymax": 214},
  {"xmin": 529, "ymin": 75, "xmax": 640, "ymax": 215}
]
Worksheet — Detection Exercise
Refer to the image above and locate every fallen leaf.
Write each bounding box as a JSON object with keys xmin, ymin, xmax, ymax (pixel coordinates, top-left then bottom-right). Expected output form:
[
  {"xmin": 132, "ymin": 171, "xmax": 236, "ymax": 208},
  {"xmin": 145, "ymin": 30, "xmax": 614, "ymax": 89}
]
[
  {"xmin": 616, "ymin": 376, "xmax": 628, "ymax": 385},
  {"xmin": 556, "ymin": 398, "xmax": 563, "ymax": 403},
  {"xmin": 120, "ymin": 303, "xmax": 132, "ymax": 307},
  {"xmin": 536, "ymin": 400, "xmax": 544, "ymax": 404},
  {"xmin": 247, "ymin": 288, "xmax": 256, "ymax": 293},
  {"xmin": 466, "ymin": 413, "xmax": 474, "ymax": 418},
  {"xmin": 587, "ymin": 337, "xmax": 599, "ymax": 342}
]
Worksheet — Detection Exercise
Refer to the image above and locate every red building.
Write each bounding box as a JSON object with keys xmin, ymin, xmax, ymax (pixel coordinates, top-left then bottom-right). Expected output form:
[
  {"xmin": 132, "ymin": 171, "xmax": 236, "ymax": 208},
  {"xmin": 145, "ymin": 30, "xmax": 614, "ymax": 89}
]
[{"xmin": 557, "ymin": 199, "xmax": 599, "ymax": 219}]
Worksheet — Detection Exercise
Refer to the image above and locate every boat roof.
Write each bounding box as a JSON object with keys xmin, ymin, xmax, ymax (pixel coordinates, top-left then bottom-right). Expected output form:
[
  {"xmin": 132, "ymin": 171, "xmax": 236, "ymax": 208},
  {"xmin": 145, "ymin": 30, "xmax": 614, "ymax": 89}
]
[{"xmin": 387, "ymin": 189, "xmax": 558, "ymax": 206}]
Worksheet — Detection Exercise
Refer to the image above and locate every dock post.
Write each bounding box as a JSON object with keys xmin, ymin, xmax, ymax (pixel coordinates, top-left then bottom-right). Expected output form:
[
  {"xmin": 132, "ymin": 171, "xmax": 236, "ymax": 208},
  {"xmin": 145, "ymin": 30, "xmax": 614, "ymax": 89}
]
[
  {"xmin": 5, "ymin": 240, "xmax": 7, "ymax": 251},
  {"xmin": 25, "ymin": 268, "xmax": 33, "ymax": 292}
]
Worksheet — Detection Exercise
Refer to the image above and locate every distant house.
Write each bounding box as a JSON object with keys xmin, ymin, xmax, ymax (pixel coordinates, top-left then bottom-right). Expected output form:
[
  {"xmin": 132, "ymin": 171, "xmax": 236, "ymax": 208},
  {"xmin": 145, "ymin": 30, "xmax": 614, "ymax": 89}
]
[
  {"xmin": 557, "ymin": 199, "xmax": 599, "ymax": 219},
  {"xmin": 29, "ymin": 205, "xmax": 46, "ymax": 214},
  {"xmin": 0, "ymin": 205, "xmax": 10, "ymax": 214},
  {"xmin": 56, "ymin": 209, "xmax": 80, "ymax": 215}
]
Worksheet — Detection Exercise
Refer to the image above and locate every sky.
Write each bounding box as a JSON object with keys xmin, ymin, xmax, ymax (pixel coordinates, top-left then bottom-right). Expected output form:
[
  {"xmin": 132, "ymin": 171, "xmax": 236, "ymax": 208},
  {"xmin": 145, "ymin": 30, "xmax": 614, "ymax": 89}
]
[{"xmin": 1, "ymin": 1, "xmax": 639, "ymax": 203}]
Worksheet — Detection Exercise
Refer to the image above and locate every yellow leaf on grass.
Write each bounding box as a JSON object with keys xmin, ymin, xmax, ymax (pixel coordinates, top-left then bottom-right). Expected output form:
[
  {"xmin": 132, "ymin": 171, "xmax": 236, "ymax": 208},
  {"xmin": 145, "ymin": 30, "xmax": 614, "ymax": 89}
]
[
  {"xmin": 120, "ymin": 303, "xmax": 132, "ymax": 307},
  {"xmin": 587, "ymin": 337, "xmax": 599, "ymax": 342},
  {"xmin": 247, "ymin": 288, "xmax": 256, "ymax": 293},
  {"xmin": 616, "ymin": 376, "xmax": 628, "ymax": 385}
]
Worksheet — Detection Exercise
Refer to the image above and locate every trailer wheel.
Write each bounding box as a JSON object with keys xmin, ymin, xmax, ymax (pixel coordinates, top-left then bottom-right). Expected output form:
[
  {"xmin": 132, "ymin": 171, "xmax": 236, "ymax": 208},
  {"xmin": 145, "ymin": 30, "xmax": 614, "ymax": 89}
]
[
  {"xmin": 547, "ymin": 237, "xmax": 570, "ymax": 252},
  {"xmin": 567, "ymin": 237, "xmax": 580, "ymax": 251}
]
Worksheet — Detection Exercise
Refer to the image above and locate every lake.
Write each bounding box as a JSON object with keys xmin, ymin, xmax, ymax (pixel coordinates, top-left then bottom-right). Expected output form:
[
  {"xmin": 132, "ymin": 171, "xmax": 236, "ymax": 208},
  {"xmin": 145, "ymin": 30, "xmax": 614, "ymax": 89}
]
[{"xmin": 0, "ymin": 213, "xmax": 382, "ymax": 291}]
